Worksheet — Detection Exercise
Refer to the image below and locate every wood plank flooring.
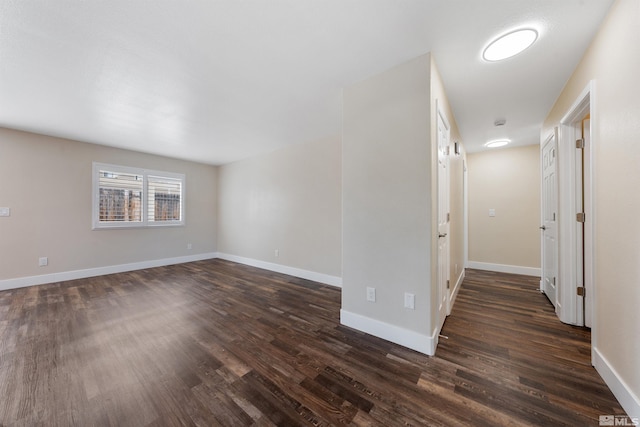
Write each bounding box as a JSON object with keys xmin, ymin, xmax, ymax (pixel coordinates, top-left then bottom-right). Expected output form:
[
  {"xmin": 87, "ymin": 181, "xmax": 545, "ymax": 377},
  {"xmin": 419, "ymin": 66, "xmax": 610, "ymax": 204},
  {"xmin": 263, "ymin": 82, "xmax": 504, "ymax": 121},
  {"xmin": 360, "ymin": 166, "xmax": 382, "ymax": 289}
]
[{"xmin": 0, "ymin": 261, "xmax": 626, "ymax": 426}]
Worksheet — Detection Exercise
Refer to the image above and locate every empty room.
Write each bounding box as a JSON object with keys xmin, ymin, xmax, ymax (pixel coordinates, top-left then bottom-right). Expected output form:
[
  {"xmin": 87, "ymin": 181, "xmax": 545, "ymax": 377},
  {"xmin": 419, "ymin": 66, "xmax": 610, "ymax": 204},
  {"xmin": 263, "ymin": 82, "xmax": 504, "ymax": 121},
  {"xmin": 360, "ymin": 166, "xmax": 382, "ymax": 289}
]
[{"xmin": 1, "ymin": 0, "xmax": 638, "ymax": 425}]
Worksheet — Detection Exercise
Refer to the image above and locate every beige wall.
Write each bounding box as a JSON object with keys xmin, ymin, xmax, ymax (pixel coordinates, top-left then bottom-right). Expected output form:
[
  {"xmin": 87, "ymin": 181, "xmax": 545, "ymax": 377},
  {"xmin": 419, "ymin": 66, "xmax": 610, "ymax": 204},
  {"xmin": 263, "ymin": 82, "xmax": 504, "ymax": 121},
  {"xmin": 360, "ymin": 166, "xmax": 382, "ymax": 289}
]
[
  {"xmin": 217, "ymin": 135, "xmax": 342, "ymax": 278},
  {"xmin": 343, "ymin": 54, "xmax": 432, "ymax": 337},
  {"xmin": 342, "ymin": 53, "xmax": 465, "ymax": 352},
  {"xmin": 467, "ymin": 145, "xmax": 541, "ymax": 269},
  {"xmin": 542, "ymin": 0, "xmax": 639, "ymax": 413},
  {"xmin": 0, "ymin": 127, "xmax": 217, "ymax": 282}
]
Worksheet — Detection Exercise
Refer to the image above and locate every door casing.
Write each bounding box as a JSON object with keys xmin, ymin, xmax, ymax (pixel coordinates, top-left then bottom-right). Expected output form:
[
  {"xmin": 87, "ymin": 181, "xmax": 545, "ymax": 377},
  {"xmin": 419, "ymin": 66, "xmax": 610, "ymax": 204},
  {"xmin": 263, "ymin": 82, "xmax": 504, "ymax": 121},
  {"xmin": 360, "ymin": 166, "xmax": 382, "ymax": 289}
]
[
  {"xmin": 554, "ymin": 81, "xmax": 595, "ymax": 343},
  {"xmin": 436, "ymin": 102, "xmax": 450, "ymax": 334}
]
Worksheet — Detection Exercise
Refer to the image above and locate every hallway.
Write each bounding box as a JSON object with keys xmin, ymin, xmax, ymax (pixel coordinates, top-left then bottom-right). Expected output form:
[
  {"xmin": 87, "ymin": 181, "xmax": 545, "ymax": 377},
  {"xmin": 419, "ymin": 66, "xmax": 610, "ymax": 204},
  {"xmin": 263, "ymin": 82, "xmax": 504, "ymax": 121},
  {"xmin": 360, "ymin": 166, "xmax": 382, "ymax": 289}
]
[{"xmin": 438, "ymin": 269, "xmax": 625, "ymax": 425}]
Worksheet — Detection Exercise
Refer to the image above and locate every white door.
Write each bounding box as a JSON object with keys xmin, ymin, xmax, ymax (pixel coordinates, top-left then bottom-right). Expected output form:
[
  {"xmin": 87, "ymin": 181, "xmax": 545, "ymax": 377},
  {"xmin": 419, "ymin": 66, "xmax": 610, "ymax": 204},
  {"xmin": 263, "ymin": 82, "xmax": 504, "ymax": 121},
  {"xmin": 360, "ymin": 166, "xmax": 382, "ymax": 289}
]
[
  {"xmin": 437, "ymin": 108, "xmax": 450, "ymax": 330},
  {"xmin": 541, "ymin": 134, "xmax": 559, "ymax": 308}
]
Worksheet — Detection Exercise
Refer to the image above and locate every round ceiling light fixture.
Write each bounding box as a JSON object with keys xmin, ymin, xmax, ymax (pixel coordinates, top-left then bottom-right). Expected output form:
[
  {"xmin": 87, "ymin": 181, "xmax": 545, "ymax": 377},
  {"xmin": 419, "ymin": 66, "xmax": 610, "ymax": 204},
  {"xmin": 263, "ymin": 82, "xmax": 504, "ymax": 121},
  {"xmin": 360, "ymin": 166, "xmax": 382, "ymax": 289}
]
[
  {"xmin": 483, "ymin": 28, "xmax": 538, "ymax": 61},
  {"xmin": 485, "ymin": 139, "xmax": 511, "ymax": 148}
]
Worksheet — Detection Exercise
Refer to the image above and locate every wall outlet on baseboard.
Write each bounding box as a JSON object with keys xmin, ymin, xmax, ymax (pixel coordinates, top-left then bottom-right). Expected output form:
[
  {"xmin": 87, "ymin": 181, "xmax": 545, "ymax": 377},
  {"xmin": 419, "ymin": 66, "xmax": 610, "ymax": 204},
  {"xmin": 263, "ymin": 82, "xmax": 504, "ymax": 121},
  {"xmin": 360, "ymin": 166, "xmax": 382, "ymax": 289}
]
[
  {"xmin": 187, "ymin": 243, "xmax": 192, "ymax": 250},
  {"xmin": 39, "ymin": 257, "xmax": 48, "ymax": 267},
  {"xmin": 274, "ymin": 249, "xmax": 279, "ymax": 257},
  {"xmin": 366, "ymin": 287, "xmax": 376, "ymax": 302}
]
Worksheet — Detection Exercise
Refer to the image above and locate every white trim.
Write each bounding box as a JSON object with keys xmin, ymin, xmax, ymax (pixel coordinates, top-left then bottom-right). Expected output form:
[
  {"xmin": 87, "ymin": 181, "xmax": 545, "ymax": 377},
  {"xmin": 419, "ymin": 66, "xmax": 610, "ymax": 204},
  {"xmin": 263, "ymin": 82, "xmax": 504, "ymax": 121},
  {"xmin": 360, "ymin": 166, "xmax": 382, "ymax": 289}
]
[
  {"xmin": 0, "ymin": 252, "xmax": 343, "ymax": 292},
  {"xmin": 555, "ymin": 80, "xmax": 594, "ymax": 327},
  {"xmin": 449, "ymin": 269, "xmax": 465, "ymax": 314},
  {"xmin": 463, "ymin": 158, "xmax": 469, "ymax": 272},
  {"xmin": 467, "ymin": 261, "xmax": 540, "ymax": 277},
  {"xmin": 436, "ymin": 99, "xmax": 451, "ymax": 332},
  {"xmin": 340, "ymin": 309, "xmax": 436, "ymax": 356},
  {"xmin": 215, "ymin": 252, "xmax": 342, "ymax": 288},
  {"xmin": 0, "ymin": 252, "xmax": 218, "ymax": 292},
  {"xmin": 560, "ymin": 81, "xmax": 593, "ymax": 124},
  {"xmin": 593, "ymin": 347, "xmax": 640, "ymax": 419}
]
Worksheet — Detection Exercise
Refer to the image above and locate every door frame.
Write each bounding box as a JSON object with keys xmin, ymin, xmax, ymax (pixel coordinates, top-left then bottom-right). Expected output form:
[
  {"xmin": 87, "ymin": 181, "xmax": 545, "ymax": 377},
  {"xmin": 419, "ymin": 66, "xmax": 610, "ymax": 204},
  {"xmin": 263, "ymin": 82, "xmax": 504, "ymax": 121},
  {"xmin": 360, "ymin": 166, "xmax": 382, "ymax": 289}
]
[
  {"xmin": 557, "ymin": 81, "xmax": 595, "ymax": 342},
  {"xmin": 436, "ymin": 101, "xmax": 451, "ymax": 331}
]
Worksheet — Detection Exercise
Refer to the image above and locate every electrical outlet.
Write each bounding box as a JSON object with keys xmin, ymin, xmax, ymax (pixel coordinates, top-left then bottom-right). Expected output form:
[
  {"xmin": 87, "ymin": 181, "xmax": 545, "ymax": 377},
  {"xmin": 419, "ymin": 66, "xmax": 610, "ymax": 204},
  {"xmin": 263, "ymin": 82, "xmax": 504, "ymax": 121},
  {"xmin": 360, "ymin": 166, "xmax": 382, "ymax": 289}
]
[
  {"xmin": 404, "ymin": 292, "xmax": 415, "ymax": 310},
  {"xmin": 39, "ymin": 257, "xmax": 48, "ymax": 267},
  {"xmin": 275, "ymin": 249, "xmax": 279, "ymax": 257},
  {"xmin": 489, "ymin": 208, "xmax": 496, "ymax": 217},
  {"xmin": 366, "ymin": 287, "xmax": 376, "ymax": 302},
  {"xmin": 187, "ymin": 243, "xmax": 192, "ymax": 250},
  {"xmin": 0, "ymin": 207, "xmax": 10, "ymax": 217}
]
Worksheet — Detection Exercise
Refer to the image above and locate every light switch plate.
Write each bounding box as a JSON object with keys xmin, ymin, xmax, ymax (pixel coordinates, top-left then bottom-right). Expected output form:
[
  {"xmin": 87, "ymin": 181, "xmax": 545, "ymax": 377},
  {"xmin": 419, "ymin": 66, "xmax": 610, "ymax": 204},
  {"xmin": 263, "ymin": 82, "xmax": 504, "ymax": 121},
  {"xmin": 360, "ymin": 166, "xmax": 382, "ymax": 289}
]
[{"xmin": 0, "ymin": 207, "xmax": 10, "ymax": 217}]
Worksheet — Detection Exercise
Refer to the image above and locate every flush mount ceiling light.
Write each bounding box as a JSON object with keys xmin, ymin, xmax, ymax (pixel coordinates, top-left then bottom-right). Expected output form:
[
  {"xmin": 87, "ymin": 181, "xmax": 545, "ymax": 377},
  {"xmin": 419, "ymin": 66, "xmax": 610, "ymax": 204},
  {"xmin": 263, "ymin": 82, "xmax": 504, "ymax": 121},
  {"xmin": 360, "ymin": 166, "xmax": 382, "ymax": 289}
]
[
  {"xmin": 483, "ymin": 29, "xmax": 538, "ymax": 61},
  {"xmin": 485, "ymin": 139, "xmax": 511, "ymax": 148}
]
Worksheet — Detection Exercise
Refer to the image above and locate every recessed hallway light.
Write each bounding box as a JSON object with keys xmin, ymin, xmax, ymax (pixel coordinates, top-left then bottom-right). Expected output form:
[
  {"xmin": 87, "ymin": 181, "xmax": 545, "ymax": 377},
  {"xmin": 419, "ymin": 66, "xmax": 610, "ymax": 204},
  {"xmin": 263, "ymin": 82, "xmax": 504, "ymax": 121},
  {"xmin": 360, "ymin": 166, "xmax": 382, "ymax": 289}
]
[
  {"xmin": 483, "ymin": 28, "xmax": 538, "ymax": 61},
  {"xmin": 484, "ymin": 139, "xmax": 510, "ymax": 148}
]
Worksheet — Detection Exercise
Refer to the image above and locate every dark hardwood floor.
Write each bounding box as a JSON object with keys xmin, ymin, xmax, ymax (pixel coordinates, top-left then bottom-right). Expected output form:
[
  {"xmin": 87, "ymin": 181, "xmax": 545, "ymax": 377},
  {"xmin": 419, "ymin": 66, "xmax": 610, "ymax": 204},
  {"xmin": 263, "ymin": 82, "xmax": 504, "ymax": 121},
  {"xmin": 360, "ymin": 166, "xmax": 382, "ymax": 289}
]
[{"xmin": 0, "ymin": 260, "xmax": 625, "ymax": 426}]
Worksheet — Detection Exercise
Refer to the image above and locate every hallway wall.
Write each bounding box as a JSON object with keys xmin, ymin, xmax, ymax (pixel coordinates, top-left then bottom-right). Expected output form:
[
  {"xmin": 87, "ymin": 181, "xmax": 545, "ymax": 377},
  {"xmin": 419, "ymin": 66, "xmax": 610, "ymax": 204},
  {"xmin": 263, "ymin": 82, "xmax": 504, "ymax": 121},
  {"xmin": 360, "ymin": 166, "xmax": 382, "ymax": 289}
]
[
  {"xmin": 542, "ymin": 0, "xmax": 640, "ymax": 417},
  {"xmin": 467, "ymin": 145, "xmax": 541, "ymax": 275}
]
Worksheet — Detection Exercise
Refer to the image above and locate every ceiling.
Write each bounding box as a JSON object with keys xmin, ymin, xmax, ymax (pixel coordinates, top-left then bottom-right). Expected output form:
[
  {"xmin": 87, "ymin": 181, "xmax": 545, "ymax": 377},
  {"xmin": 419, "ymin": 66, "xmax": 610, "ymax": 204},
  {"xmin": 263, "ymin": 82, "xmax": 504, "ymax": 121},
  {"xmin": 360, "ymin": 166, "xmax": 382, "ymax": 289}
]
[{"xmin": 0, "ymin": 0, "xmax": 614, "ymax": 165}]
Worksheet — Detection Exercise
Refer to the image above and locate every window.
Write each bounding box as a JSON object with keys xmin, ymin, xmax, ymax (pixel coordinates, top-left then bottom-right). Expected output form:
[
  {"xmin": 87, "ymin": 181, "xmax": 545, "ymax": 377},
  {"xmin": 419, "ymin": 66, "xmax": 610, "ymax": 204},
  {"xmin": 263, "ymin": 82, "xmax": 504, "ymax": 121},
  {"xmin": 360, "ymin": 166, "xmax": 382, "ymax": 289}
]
[{"xmin": 92, "ymin": 163, "xmax": 185, "ymax": 229}]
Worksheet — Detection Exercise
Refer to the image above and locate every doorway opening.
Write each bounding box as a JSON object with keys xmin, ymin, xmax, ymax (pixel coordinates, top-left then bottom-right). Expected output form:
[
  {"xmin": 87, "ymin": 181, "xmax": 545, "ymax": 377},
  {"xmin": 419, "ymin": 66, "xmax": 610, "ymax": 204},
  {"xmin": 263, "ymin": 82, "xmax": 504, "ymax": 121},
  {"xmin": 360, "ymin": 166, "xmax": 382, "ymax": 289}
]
[
  {"xmin": 544, "ymin": 81, "xmax": 594, "ymax": 349},
  {"xmin": 436, "ymin": 102, "xmax": 451, "ymax": 336}
]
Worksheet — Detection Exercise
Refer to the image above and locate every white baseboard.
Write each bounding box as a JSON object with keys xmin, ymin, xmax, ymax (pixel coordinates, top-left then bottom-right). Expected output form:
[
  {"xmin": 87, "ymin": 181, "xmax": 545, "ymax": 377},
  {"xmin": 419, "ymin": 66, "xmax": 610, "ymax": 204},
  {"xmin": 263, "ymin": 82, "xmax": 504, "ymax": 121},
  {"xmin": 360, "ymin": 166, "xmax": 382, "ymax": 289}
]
[
  {"xmin": 467, "ymin": 261, "xmax": 540, "ymax": 277},
  {"xmin": 449, "ymin": 269, "xmax": 465, "ymax": 314},
  {"xmin": 340, "ymin": 309, "xmax": 435, "ymax": 356},
  {"xmin": 593, "ymin": 347, "xmax": 640, "ymax": 419},
  {"xmin": 0, "ymin": 252, "xmax": 218, "ymax": 292},
  {"xmin": 215, "ymin": 252, "xmax": 342, "ymax": 288}
]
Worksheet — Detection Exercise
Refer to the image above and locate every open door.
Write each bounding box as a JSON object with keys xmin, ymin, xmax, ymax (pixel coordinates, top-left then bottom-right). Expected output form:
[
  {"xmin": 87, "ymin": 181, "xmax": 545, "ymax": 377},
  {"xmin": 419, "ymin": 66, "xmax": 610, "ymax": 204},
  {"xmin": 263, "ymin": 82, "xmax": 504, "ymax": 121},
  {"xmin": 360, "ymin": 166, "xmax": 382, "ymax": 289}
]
[{"xmin": 541, "ymin": 132, "xmax": 559, "ymax": 308}]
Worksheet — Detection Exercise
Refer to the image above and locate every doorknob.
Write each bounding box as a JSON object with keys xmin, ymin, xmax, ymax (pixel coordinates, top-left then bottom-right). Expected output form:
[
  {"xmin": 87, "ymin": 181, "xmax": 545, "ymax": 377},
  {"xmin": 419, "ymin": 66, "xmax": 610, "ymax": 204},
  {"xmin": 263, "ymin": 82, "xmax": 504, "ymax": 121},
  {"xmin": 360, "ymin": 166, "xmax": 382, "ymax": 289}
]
[
  {"xmin": 439, "ymin": 233, "xmax": 447, "ymax": 238},
  {"xmin": 539, "ymin": 226, "xmax": 546, "ymax": 230}
]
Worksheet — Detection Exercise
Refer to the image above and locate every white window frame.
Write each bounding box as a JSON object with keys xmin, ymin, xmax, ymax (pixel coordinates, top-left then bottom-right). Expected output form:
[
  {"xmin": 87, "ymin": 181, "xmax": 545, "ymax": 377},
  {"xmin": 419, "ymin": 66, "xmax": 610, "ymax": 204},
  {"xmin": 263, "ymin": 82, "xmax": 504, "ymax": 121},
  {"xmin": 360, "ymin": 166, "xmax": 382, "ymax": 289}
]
[{"xmin": 92, "ymin": 162, "xmax": 185, "ymax": 230}]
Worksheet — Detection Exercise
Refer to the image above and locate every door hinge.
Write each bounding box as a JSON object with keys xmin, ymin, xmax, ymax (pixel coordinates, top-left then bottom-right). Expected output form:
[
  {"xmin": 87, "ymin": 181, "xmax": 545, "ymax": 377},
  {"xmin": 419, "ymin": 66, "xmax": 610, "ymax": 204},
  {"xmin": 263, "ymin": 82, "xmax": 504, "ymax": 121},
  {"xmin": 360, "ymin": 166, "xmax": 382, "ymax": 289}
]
[
  {"xmin": 447, "ymin": 212, "xmax": 450, "ymax": 222},
  {"xmin": 577, "ymin": 287, "xmax": 585, "ymax": 296},
  {"xmin": 446, "ymin": 280, "xmax": 450, "ymax": 289},
  {"xmin": 576, "ymin": 138, "xmax": 585, "ymax": 149},
  {"xmin": 576, "ymin": 212, "xmax": 586, "ymax": 223}
]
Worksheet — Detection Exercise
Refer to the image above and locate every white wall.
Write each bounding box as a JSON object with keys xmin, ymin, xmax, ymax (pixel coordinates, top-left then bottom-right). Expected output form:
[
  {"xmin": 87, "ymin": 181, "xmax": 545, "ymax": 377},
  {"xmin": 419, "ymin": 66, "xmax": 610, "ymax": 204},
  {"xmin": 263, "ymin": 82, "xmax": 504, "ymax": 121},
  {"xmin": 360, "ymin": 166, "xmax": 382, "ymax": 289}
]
[
  {"xmin": 342, "ymin": 54, "xmax": 464, "ymax": 354},
  {"xmin": 0, "ymin": 127, "xmax": 217, "ymax": 287},
  {"xmin": 542, "ymin": 0, "xmax": 640, "ymax": 417},
  {"xmin": 467, "ymin": 145, "xmax": 541, "ymax": 275},
  {"xmin": 216, "ymin": 135, "xmax": 342, "ymax": 283},
  {"xmin": 342, "ymin": 54, "xmax": 433, "ymax": 353}
]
